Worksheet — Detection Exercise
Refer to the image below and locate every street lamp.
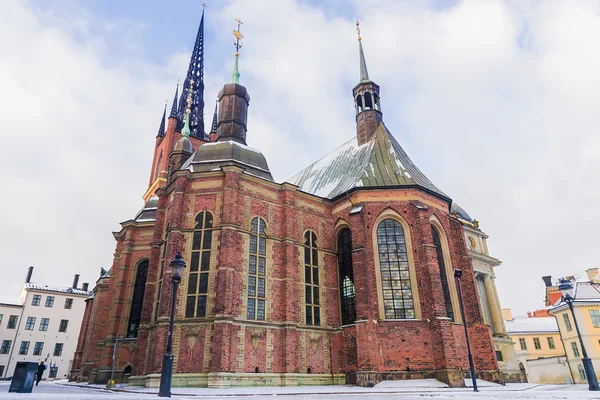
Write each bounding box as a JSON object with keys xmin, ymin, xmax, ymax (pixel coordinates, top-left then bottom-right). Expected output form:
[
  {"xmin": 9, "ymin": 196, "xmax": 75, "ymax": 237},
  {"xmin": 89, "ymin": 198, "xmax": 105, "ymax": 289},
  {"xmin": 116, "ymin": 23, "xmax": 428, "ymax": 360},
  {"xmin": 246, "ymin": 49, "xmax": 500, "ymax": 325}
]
[
  {"xmin": 454, "ymin": 269, "xmax": 478, "ymax": 392},
  {"xmin": 558, "ymin": 278, "xmax": 599, "ymax": 391},
  {"xmin": 158, "ymin": 253, "xmax": 186, "ymax": 398}
]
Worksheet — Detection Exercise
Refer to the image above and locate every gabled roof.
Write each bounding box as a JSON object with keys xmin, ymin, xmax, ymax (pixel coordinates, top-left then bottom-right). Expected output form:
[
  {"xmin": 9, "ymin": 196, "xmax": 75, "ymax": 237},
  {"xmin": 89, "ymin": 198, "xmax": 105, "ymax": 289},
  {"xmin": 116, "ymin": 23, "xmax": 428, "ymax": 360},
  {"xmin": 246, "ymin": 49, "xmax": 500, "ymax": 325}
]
[{"xmin": 288, "ymin": 123, "xmax": 448, "ymax": 201}]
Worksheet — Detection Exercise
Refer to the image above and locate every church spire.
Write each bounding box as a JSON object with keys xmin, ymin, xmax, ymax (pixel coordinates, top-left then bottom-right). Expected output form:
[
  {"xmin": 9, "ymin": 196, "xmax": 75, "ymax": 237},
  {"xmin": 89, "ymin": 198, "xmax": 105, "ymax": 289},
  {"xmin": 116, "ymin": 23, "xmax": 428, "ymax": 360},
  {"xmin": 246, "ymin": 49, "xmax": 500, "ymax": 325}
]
[
  {"xmin": 232, "ymin": 18, "xmax": 244, "ymax": 84},
  {"xmin": 210, "ymin": 101, "xmax": 218, "ymax": 133},
  {"xmin": 177, "ymin": 9, "xmax": 206, "ymax": 139},
  {"xmin": 169, "ymin": 81, "xmax": 179, "ymax": 119},
  {"xmin": 353, "ymin": 20, "xmax": 382, "ymax": 145},
  {"xmin": 156, "ymin": 101, "xmax": 167, "ymax": 138}
]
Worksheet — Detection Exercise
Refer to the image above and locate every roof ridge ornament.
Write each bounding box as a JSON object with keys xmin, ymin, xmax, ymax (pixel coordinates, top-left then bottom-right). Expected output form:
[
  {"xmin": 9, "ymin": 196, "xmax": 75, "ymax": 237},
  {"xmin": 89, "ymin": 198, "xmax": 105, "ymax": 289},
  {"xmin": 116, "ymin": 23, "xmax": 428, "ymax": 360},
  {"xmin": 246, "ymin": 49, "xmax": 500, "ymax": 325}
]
[{"xmin": 232, "ymin": 18, "xmax": 244, "ymax": 84}]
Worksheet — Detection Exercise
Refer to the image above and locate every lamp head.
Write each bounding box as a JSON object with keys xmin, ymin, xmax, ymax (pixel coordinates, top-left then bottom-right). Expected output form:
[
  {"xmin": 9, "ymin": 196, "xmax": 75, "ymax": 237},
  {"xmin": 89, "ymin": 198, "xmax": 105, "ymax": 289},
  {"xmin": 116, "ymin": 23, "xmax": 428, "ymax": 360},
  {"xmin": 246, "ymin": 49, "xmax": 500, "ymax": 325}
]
[
  {"xmin": 558, "ymin": 278, "xmax": 575, "ymax": 301},
  {"xmin": 169, "ymin": 253, "xmax": 187, "ymax": 283},
  {"xmin": 454, "ymin": 269, "xmax": 463, "ymax": 279}
]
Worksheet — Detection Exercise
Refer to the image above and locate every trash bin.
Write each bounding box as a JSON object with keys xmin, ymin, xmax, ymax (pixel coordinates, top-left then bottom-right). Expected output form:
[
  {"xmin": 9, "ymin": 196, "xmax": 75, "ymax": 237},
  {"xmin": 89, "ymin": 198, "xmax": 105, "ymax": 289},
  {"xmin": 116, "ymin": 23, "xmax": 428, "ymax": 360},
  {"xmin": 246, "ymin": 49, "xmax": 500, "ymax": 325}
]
[{"xmin": 8, "ymin": 362, "xmax": 38, "ymax": 393}]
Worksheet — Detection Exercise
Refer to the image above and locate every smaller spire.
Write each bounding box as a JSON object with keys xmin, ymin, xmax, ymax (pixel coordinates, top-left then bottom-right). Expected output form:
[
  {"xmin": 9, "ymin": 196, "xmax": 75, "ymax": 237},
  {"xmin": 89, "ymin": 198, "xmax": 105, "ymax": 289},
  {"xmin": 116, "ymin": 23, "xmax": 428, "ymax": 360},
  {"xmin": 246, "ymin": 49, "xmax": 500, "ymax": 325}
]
[
  {"xmin": 231, "ymin": 18, "xmax": 244, "ymax": 84},
  {"xmin": 169, "ymin": 81, "xmax": 179, "ymax": 118},
  {"xmin": 156, "ymin": 101, "xmax": 167, "ymax": 138},
  {"xmin": 210, "ymin": 101, "xmax": 218, "ymax": 133},
  {"xmin": 356, "ymin": 19, "xmax": 369, "ymax": 82},
  {"xmin": 182, "ymin": 85, "xmax": 194, "ymax": 138}
]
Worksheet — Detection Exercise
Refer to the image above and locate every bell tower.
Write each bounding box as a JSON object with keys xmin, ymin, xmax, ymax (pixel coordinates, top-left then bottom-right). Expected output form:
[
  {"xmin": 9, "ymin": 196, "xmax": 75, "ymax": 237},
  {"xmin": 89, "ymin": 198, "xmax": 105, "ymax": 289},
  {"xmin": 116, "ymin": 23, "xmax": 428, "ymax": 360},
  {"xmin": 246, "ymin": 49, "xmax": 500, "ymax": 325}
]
[{"xmin": 353, "ymin": 20, "xmax": 382, "ymax": 146}]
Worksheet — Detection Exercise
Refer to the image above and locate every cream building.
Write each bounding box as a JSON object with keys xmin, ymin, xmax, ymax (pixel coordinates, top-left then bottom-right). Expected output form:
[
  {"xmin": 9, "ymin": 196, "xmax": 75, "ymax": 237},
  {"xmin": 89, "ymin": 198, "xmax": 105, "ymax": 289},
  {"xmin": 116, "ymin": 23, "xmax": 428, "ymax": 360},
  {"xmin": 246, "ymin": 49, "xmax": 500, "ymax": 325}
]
[
  {"xmin": 503, "ymin": 309, "xmax": 569, "ymax": 384},
  {"xmin": 0, "ymin": 267, "xmax": 91, "ymax": 380},
  {"xmin": 451, "ymin": 204, "xmax": 520, "ymax": 382},
  {"xmin": 548, "ymin": 268, "xmax": 600, "ymax": 384}
]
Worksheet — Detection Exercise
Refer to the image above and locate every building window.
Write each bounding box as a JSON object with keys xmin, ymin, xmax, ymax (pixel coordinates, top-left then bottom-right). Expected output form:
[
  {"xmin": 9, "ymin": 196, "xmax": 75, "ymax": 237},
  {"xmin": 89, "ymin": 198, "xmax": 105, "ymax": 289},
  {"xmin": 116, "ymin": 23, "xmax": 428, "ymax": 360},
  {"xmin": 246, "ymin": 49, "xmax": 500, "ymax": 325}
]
[
  {"xmin": 58, "ymin": 319, "xmax": 68, "ymax": 333},
  {"xmin": 519, "ymin": 338, "xmax": 527, "ymax": 350},
  {"xmin": 64, "ymin": 298, "xmax": 73, "ymax": 309},
  {"xmin": 0, "ymin": 341, "xmax": 11, "ymax": 354},
  {"xmin": 25, "ymin": 317, "xmax": 36, "ymax": 330},
  {"xmin": 304, "ymin": 231, "xmax": 320, "ymax": 326},
  {"xmin": 571, "ymin": 342, "xmax": 581, "ymax": 358},
  {"xmin": 45, "ymin": 296, "xmax": 55, "ymax": 307},
  {"xmin": 563, "ymin": 313, "xmax": 573, "ymax": 331},
  {"xmin": 39, "ymin": 318, "xmax": 49, "ymax": 331},
  {"xmin": 248, "ymin": 217, "xmax": 267, "ymax": 321},
  {"xmin": 32, "ymin": 295, "xmax": 41, "ymax": 306},
  {"xmin": 7, "ymin": 315, "xmax": 18, "ymax": 329},
  {"xmin": 53, "ymin": 343, "xmax": 63, "ymax": 357},
  {"xmin": 579, "ymin": 364, "xmax": 587, "ymax": 381},
  {"xmin": 186, "ymin": 212, "xmax": 213, "ymax": 319},
  {"xmin": 431, "ymin": 225, "xmax": 454, "ymax": 321},
  {"xmin": 49, "ymin": 366, "xmax": 58, "ymax": 378},
  {"xmin": 590, "ymin": 310, "xmax": 600, "ymax": 328},
  {"xmin": 376, "ymin": 219, "xmax": 415, "ymax": 319},
  {"xmin": 127, "ymin": 260, "xmax": 149, "ymax": 337},
  {"xmin": 33, "ymin": 342, "xmax": 44, "ymax": 356},
  {"xmin": 533, "ymin": 337, "xmax": 541, "ymax": 350},
  {"xmin": 495, "ymin": 351, "xmax": 503, "ymax": 361},
  {"xmin": 18, "ymin": 341, "xmax": 30, "ymax": 355},
  {"xmin": 547, "ymin": 337, "xmax": 556, "ymax": 349},
  {"xmin": 0, "ymin": 366, "xmax": 4, "ymax": 377},
  {"xmin": 337, "ymin": 228, "xmax": 356, "ymax": 326}
]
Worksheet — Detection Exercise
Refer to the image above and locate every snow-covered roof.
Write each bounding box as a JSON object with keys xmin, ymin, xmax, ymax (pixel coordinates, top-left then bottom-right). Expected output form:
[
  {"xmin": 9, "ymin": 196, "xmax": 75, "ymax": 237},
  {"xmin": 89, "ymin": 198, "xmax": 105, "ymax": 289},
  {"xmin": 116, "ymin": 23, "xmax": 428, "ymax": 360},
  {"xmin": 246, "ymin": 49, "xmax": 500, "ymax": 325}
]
[
  {"xmin": 505, "ymin": 316, "xmax": 559, "ymax": 334},
  {"xmin": 549, "ymin": 281, "xmax": 600, "ymax": 310},
  {"xmin": 288, "ymin": 123, "xmax": 448, "ymax": 201},
  {"xmin": 25, "ymin": 282, "xmax": 92, "ymax": 296}
]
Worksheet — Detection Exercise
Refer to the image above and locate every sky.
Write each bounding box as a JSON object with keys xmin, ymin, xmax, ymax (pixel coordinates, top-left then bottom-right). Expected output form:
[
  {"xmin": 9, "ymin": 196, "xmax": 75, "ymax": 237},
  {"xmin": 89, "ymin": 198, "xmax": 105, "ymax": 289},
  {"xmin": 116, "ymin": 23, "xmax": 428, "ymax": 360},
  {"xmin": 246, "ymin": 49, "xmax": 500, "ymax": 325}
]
[{"xmin": 0, "ymin": 0, "xmax": 599, "ymax": 317}]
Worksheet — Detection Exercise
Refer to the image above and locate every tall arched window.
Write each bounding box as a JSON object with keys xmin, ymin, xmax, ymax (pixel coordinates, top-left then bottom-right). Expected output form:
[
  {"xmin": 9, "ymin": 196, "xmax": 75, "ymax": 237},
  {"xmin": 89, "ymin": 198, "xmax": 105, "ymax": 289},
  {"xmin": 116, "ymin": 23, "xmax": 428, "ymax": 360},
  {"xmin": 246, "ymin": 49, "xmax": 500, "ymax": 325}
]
[
  {"xmin": 376, "ymin": 219, "xmax": 415, "ymax": 319},
  {"xmin": 304, "ymin": 231, "xmax": 320, "ymax": 326},
  {"xmin": 248, "ymin": 217, "xmax": 267, "ymax": 320},
  {"xmin": 186, "ymin": 212, "xmax": 213, "ymax": 318},
  {"xmin": 337, "ymin": 228, "xmax": 356, "ymax": 326},
  {"xmin": 155, "ymin": 152, "xmax": 163, "ymax": 180},
  {"xmin": 431, "ymin": 225, "xmax": 454, "ymax": 321},
  {"xmin": 127, "ymin": 260, "xmax": 148, "ymax": 338}
]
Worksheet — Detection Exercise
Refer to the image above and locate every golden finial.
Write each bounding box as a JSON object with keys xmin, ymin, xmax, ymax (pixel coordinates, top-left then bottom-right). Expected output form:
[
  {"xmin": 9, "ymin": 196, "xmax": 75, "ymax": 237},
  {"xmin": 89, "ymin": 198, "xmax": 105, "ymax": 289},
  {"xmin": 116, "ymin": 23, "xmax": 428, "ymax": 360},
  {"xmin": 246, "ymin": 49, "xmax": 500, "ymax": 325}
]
[
  {"xmin": 232, "ymin": 17, "xmax": 244, "ymax": 55},
  {"xmin": 356, "ymin": 19, "xmax": 361, "ymax": 41}
]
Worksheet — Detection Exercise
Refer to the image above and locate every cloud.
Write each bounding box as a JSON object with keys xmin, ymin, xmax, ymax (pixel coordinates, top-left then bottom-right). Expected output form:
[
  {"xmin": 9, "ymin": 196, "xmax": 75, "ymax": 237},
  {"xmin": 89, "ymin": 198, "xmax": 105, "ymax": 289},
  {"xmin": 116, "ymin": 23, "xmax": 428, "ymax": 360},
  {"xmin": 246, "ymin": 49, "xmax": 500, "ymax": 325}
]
[{"xmin": 1, "ymin": 0, "xmax": 599, "ymax": 317}]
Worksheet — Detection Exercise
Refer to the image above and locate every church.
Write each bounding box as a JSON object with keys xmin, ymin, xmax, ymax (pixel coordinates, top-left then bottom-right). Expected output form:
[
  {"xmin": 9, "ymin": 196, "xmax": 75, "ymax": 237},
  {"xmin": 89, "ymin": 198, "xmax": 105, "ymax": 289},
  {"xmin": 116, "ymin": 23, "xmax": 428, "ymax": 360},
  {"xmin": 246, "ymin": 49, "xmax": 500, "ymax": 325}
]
[{"xmin": 70, "ymin": 11, "xmax": 519, "ymax": 388}]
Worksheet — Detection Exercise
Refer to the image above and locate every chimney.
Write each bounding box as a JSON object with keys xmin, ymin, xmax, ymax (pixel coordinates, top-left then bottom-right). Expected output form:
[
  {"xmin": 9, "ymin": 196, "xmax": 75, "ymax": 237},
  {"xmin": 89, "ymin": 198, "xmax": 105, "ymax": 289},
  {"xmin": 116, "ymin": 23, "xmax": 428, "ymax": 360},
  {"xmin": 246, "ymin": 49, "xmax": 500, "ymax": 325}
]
[
  {"xmin": 542, "ymin": 276, "xmax": 553, "ymax": 287},
  {"xmin": 82, "ymin": 282, "xmax": 89, "ymax": 292},
  {"xmin": 586, "ymin": 268, "xmax": 600, "ymax": 284},
  {"xmin": 25, "ymin": 266, "xmax": 34, "ymax": 283},
  {"xmin": 501, "ymin": 308, "xmax": 513, "ymax": 321},
  {"xmin": 72, "ymin": 274, "xmax": 80, "ymax": 289},
  {"xmin": 527, "ymin": 312, "xmax": 533, "ymax": 318}
]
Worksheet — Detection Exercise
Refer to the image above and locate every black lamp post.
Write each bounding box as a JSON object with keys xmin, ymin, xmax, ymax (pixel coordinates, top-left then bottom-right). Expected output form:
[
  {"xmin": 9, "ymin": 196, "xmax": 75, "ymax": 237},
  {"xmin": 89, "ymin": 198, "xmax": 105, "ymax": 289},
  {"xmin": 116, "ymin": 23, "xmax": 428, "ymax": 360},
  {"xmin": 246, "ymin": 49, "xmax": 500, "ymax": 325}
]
[
  {"xmin": 158, "ymin": 253, "xmax": 186, "ymax": 398},
  {"xmin": 454, "ymin": 269, "xmax": 478, "ymax": 392},
  {"xmin": 558, "ymin": 278, "xmax": 599, "ymax": 391}
]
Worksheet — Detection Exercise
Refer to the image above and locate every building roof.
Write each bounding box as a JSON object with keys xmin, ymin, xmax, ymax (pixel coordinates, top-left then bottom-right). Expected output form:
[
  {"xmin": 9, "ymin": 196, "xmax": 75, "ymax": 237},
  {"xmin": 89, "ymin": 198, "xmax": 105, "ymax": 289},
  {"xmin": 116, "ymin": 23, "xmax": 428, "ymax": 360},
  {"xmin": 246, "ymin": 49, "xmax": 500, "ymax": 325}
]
[
  {"xmin": 505, "ymin": 316, "xmax": 559, "ymax": 334},
  {"xmin": 288, "ymin": 123, "xmax": 448, "ymax": 201},
  {"xmin": 549, "ymin": 281, "xmax": 600, "ymax": 310},
  {"xmin": 25, "ymin": 282, "xmax": 92, "ymax": 296},
  {"xmin": 134, "ymin": 196, "xmax": 158, "ymax": 222},
  {"xmin": 0, "ymin": 302, "xmax": 22, "ymax": 308}
]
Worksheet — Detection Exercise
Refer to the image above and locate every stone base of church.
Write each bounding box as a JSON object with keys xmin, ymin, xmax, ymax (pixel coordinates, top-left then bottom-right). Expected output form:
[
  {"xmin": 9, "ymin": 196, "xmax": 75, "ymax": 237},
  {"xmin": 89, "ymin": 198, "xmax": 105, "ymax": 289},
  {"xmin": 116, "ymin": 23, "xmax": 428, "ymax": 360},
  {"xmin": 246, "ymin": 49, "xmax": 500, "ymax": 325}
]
[
  {"xmin": 129, "ymin": 372, "xmax": 347, "ymax": 388},
  {"xmin": 350, "ymin": 369, "xmax": 502, "ymax": 388},
  {"xmin": 501, "ymin": 370, "xmax": 525, "ymax": 383}
]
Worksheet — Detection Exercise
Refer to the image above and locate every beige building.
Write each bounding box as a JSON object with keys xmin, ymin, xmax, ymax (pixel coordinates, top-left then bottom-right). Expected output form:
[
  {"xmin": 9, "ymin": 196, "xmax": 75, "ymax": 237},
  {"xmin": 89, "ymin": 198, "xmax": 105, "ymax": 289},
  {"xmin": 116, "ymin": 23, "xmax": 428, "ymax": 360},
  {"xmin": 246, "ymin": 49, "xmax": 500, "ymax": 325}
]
[
  {"xmin": 504, "ymin": 309, "xmax": 569, "ymax": 383},
  {"xmin": 451, "ymin": 204, "xmax": 520, "ymax": 382},
  {"xmin": 548, "ymin": 268, "xmax": 600, "ymax": 384},
  {"xmin": 0, "ymin": 267, "xmax": 91, "ymax": 380}
]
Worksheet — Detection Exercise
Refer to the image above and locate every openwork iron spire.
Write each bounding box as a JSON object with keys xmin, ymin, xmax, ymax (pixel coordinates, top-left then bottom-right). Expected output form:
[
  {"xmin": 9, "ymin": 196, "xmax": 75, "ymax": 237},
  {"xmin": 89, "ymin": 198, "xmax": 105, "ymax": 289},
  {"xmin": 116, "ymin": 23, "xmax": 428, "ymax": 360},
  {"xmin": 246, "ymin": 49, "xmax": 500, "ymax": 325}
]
[
  {"xmin": 177, "ymin": 9, "xmax": 206, "ymax": 138},
  {"xmin": 169, "ymin": 81, "xmax": 179, "ymax": 118},
  {"xmin": 156, "ymin": 101, "xmax": 167, "ymax": 138},
  {"xmin": 231, "ymin": 18, "xmax": 244, "ymax": 84},
  {"xmin": 210, "ymin": 101, "xmax": 218, "ymax": 133},
  {"xmin": 356, "ymin": 20, "xmax": 369, "ymax": 82}
]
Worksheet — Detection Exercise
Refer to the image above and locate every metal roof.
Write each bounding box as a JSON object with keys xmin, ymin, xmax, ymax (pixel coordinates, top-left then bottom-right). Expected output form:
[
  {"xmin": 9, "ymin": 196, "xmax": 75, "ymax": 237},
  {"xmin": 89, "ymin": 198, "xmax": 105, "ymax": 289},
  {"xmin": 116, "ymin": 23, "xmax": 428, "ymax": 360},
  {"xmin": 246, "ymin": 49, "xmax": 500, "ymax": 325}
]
[
  {"xmin": 288, "ymin": 123, "xmax": 448, "ymax": 201},
  {"xmin": 25, "ymin": 282, "xmax": 92, "ymax": 296}
]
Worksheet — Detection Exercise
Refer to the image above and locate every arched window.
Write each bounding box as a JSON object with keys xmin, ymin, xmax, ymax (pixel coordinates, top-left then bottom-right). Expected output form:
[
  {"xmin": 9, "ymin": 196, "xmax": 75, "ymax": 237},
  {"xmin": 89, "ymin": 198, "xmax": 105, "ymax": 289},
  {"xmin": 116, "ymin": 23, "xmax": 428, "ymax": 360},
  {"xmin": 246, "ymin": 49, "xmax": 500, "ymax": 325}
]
[
  {"xmin": 337, "ymin": 228, "xmax": 356, "ymax": 326},
  {"xmin": 304, "ymin": 231, "xmax": 320, "ymax": 326},
  {"xmin": 127, "ymin": 260, "xmax": 148, "ymax": 338},
  {"xmin": 185, "ymin": 212, "xmax": 213, "ymax": 318},
  {"xmin": 248, "ymin": 217, "xmax": 267, "ymax": 320},
  {"xmin": 376, "ymin": 219, "xmax": 415, "ymax": 319},
  {"xmin": 431, "ymin": 225, "xmax": 454, "ymax": 321},
  {"xmin": 155, "ymin": 152, "xmax": 163, "ymax": 180},
  {"xmin": 356, "ymin": 94, "xmax": 363, "ymax": 112},
  {"xmin": 364, "ymin": 91, "xmax": 373, "ymax": 109}
]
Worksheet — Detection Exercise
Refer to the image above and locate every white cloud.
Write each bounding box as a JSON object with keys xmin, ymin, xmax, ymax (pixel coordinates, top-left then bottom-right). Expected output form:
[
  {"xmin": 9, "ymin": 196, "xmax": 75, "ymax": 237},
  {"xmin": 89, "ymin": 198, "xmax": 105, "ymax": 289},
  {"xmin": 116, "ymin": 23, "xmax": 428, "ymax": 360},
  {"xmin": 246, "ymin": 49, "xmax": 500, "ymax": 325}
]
[{"xmin": 1, "ymin": 0, "xmax": 599, "ymax": 316}]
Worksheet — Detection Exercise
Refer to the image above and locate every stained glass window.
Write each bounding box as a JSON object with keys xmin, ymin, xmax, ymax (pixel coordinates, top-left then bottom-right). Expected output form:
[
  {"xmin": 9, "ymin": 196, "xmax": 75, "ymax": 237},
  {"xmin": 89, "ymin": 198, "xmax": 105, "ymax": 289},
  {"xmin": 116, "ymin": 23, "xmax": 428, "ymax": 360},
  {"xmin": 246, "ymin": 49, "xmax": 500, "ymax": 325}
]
[
  {"xmin": 248, "ymin": 217, "xmax": 267, "ymax": 320},
  {"xmin": 431, "ymin": 226, "xmax": 454, "ymax": 321},
  {"xmin": 305, "ymin": 231, "xmax": 320, "ymax": 326},
  {"xmin": 376, "ymin": 219, "xmax": 415, "ymax": 319},
  {"xmin": 127, "ymin": 260, "xmax": 148, "ymax": 337},
  {"xmin": 186, "ymin": 212, "xmax": 213, "ymax": 318},
  {"xmin": 337, "ymin": 228, "xmax": 356, "ymax": 326}
]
